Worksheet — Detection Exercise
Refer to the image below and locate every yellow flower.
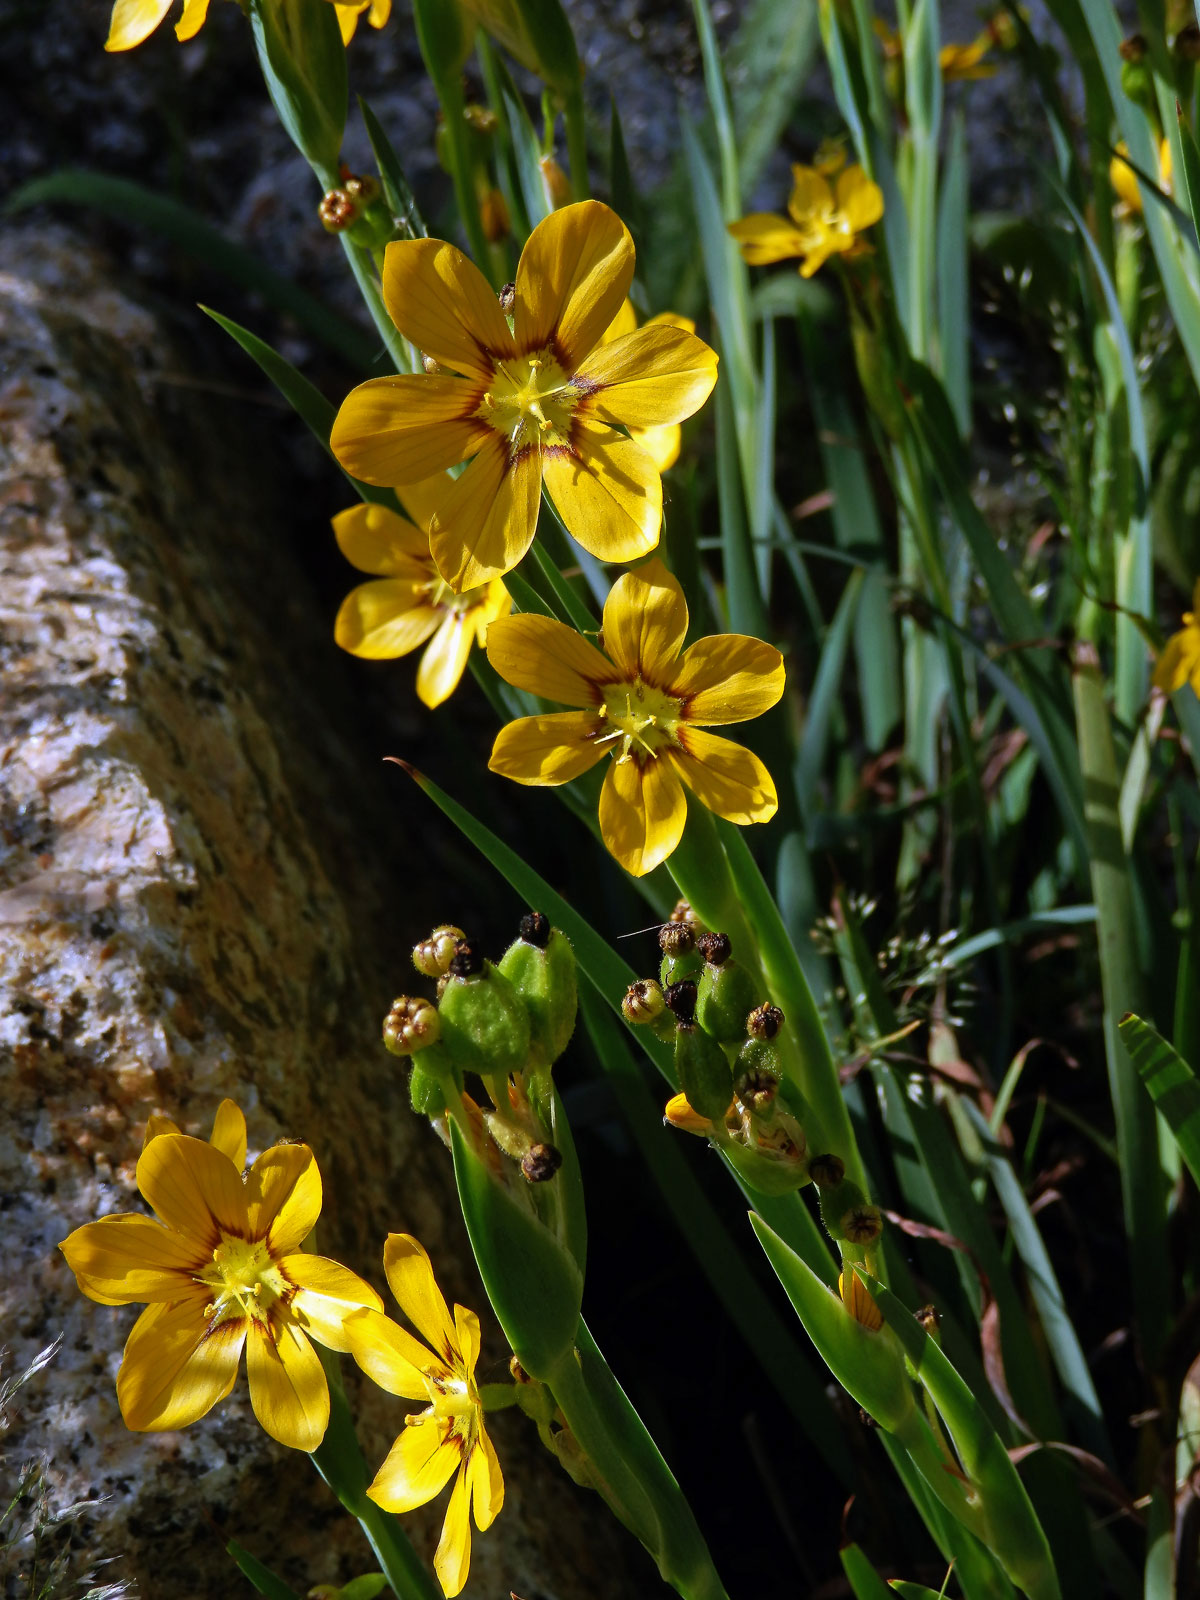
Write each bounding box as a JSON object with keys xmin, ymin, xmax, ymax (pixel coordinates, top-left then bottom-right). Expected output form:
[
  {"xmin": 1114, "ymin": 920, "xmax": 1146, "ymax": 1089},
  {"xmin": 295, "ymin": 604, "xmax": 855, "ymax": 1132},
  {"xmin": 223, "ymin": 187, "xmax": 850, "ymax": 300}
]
[
  {"xmin": 600, "ymin": 300, "xmax": 696, "ymax": 472},
  {"xmin": 839, "ymin": 1270, "xmax": 884, "ymax": 1332},
  {"xmin": 486, "ymin": 559, "xmax": 784, "ymax": 876},
  {"xmin": 873, "ymin": 17, "xmax": 996, "ymax": 78},
  {"xmin": 1111, "ymin": 138, "xmax": 1173, "ymax": 214},
  {"xmin": 345, "ymin": 1235, "xmax": 503, "ymax": 1599},
  {"xmin": 728, "ymin": 162, "xmax": 884, "ymax": 279},
  {"xmin": 59, "ymin": 1100, "xmax": 381, "ymax": 1451},
  {"xmin": 329, "ymin": 200, "xmax": 719, "ymax": 592},
  {"xmin": 332, "ymin": 477, "xmax": 511, "ymax": 709},
  {"xmin": 105, "ymin": 0, "xmax": 210, "ymax": 50},
  {"xmin": 1153, "ymin": 580, "xmax": 1200, "ymax": 695},
  {"xmin": 330, "ymin": 0, "xmax": 390, "ymax": 43}
]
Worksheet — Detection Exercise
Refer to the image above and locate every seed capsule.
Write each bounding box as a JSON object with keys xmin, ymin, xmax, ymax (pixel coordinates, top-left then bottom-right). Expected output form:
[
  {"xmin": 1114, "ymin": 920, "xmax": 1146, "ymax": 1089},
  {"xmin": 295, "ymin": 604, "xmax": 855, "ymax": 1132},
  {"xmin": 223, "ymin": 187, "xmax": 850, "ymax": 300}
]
[
  {"xmin": 497, "ymin": 916, "xmax": 577, "ymax": 1072},
  {"xmin": 809, "ymin": 1153, "xmax": 846, "ymax": 1188},
  {"xmin": 695, "ymin": 937, "xmax": 758, "ymax": 1044},
  {"xmin": 438, "ymin": 953, "xmax": 531, "ymax": 1081},
  {"xmin": 675, "ymin": 1020, "xmax": 733, "ymax": 1129},
  {"xmin": 747, "ymin": 1003, "xmax": 784, "ymax": 1041},
  {"xmin": 521, "ymin": 1142, "xmax": 563, "ymax": 1183},
  {"xmin": 412, "ymin": 924, "xmax": 466, "ymax": 979}
]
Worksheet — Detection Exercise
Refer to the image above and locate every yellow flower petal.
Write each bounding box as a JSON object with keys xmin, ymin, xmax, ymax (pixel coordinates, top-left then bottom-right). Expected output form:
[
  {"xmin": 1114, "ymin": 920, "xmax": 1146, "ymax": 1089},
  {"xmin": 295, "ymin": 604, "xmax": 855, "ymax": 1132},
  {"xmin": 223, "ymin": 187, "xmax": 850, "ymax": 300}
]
[
  {"xmin": 469, "ymin": 1427, "xmax": 504, "ymax": 1530},
  {"xmin": 333, "ymin": 501, "xmax": 431, "ymax": 577},
  {"xmin": 416, "ymin": 610, "xmax": 476, "ymax": 708},
  {"xmin": 428, "ymin": 436, "xmax": 543, "ymax": 592},
  {"xmin": 396, "ymin": 472, "xmax": 457, "ymax": 535},
  {"xmin": 136, "ymin": 1134, "xmax": 248, "ymax": 1248},
  {"xmin": 245, "ymin": 1144, "xmax": 322, "ymax": 1255},
  {"xmin": 142, "ymin": 1111, "xmax": 182, "ymax": 1149},
  {"xmin": 335, "ymin": 581, "xmax": 442, "ymax": 659},
  {"xmin": 835, "ymin": 167, "xmax": 885, "ymax": 232},
  {"xmin": 434, "ymin": 1465, "xmax": 474, "ymax": 1598},
  {"xmin": 489, "ymin": 712, "xmax": 609, "ymax": 785},
  {"xmin": 334, "ymin": 3, "xmax": 361, "ymax": 44},
  {"xmin": 174, "ymin": 0, "xmax": 209, "ymax": 40},
  {"xmin": 245, "ymin": 1317, "xmax": 329, "ymax": 1452},
  {"xmin": 513, "ymin": 201, "xmax": 634, "ymax": 372},
  {"xmin": 570, "ymin": 324, "xmax": 718, "ymax": 430},
  {"xmin": 727, "ymin": 213, "xmax": 813, "ymax": 265},
  {"xmin": 600, "ymin": 296, "xmax": 639, "ymax": 344},
  {"xmin": 601, "ymin": 558, "xmax": 689, "ymax": 684},
  {"xmin": 105, "ymin": 0, "xmax": 172, "ymax": 50},
  {"xmin": 368, "ymin": 0, "xmax": 390, "ymax": 24},
  {"xmin": 597, "ymin": 755, "xmax": 687, "ymax": 876},
  {"xmin": 452, "ymin": 1304, "xmax": 481, "ymax": 1379},
  {"xmin": 839, "ymin": 1270, "xmax": 884, "ymax": 1330},
  {"xmin": 382, "ymin": 239, "xmax": 517, "ymax": 381},
  {"xmin": 331, "ymin": 376, "xmax": 487, "ymax": 487},
  {"xmin": 798, "ymin": 229, "xmax": 846, "ymax": 278},
  {"xmin": 383, "ymin": 1234, "xmax": 459, "ymax": 1363},
  {"xmin": 209, "ymin": 1099, "xmax": 247, "ymax": 1170},
  {"xmin": 669, "ymin": 634, "xmax": 786, "ymax": 724},
  {"xmin": 668, "ymin": 730, "xmax": 778, "ymax": 825},
  {"xmin": 117, "ymin": 1292, "xmax": 245, "ymax": 1431},
  {"xmin": 344, "ymin": 1306, "xmax": 439, "ymax": 1400},
  {"xmin": 1152, "ymin": 628, "xmax": 1197, "ymax": 694},
  {"xmin": 486, "ymin": 613, "xmax": 609, "ymax": 705},
  {"xmin": 644, "ymin": 311, "xmax": 696, "ymax": 336},
  {"xmin": 281, "ymin": 1254, "xmax": 383, "ymax": 1355},
  {"xmin": 543, "ymin": 423, "xmax": 661, "ymax": 565},
  {"xmin": 368, "ymin": 1416, "xmax": 459, "ymax": 1513},
  {"xmin": 663, "ymin": 1092, "xmax": 715, "ymax": 1135},
  {"xmin": 631, "ymin": 423, "xmax": 682, "ymax": 474},
  {"xmin": 60, "ymin": 1215, "xmax": 208, "ymax": 1305},
  {"xmin": 788, "ymin": 165, "xmax": 835, "ymax": 226}
]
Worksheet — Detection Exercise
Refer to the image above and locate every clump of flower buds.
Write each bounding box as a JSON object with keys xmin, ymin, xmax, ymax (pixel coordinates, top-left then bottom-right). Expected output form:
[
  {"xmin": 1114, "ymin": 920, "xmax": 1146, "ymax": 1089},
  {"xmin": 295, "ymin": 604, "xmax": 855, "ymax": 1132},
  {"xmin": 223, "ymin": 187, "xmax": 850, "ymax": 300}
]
[
  {"xmin": 413, "ymin": 924, "xmax": 466, "ymax": 979},
  {"xmin": 383, "ymin": 996, "xmax": 441, "ymax": 1056}
]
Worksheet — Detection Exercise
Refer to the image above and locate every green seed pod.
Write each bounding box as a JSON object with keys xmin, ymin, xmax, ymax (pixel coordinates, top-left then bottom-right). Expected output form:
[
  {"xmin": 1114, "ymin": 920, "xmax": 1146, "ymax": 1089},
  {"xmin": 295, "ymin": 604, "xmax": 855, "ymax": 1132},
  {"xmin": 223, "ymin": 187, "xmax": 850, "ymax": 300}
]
[
  {"xmin": 723, "ymin": 1141, "xmax": 809, "ymax": 1195},
  {"xmin": 675, "ymin": 1020, "xmax": 733, "ymax": 1128},
  {"xmin": 497, "ymin": 912, "xmax": 577, "ymax": 1071},
  {"xmin": 438, "ymin": 938, "xmax": 531, "ymax": 1081},
  {"xmin": 818, "ymin": 1175, "xmax": 883, "ymax": 1258},
  {"xmin": 733, "ymin": 1035, "xmax": 783, "ymax": 1097},
  {"xmin": 659, "ymin": 921, "xmax": 702, "ymax": 986},
  {"xmin": 695, "ymin": 939, "xmax": 758, "ymax": 1045}
]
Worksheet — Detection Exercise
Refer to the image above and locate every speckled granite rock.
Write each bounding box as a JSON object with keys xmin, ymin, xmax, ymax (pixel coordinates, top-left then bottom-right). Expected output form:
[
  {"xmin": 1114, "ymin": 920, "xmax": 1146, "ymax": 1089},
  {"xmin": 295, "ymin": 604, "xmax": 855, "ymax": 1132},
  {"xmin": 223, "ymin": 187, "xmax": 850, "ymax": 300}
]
[{"xmin": 0, "ymin": 227, "xmax": 637, "ymax": 1600}]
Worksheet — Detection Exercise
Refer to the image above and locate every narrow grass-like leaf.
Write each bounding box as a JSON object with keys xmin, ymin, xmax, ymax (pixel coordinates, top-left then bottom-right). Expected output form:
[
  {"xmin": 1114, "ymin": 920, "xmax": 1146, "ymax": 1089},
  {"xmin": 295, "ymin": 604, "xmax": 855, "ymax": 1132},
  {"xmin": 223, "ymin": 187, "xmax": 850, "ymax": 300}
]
[
  {"xmin": 227, "ymin": 1543, "xmax": 303, "ymax": 1600},
  {"xmin": 840, "ymin": 1545, "xmax": 896, "ymax": 1600},
  {"xmin": 725, "ymin": 0, "xmax": 820, "ymax": 194},
  {"xmin": 7, "ymin": 171, "xmax": 379, "ymax": 370},
  {"xmin": 358, "ymin": 97, "xmax": 427, "ymax": 239},
  {"xmin": 795, "ymin": 567, "xmax": 863, "ymax": 819},
  {"xmin": 937, "ymin": 112, "xmax": 970, "ymax": 435},
  {"xmin": 1119, "ymin": 1012, "xmax": 1200, "ymax": 1186},
  {"xmin": 609, "ymin": 98, "xmax": 644, "ymax": 258},
  {"xmin": 1178, "ymin": 111, "xmax": 1200, "ymax": 252}
]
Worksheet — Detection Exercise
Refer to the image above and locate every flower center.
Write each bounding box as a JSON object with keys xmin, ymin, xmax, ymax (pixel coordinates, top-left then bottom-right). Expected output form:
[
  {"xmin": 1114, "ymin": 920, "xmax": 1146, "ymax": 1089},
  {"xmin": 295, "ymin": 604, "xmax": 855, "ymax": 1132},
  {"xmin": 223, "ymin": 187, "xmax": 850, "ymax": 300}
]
[
  {"xmin": 477, "ymin": 349, "xmax": 577, "ymax": 452},
  {"xmin": 196, "ymin": 1235, "xmax": 287, "ymax": 1326},
  {"xmin": 595, "ymin": 679, "xmax": 684, "ymax": 764}
]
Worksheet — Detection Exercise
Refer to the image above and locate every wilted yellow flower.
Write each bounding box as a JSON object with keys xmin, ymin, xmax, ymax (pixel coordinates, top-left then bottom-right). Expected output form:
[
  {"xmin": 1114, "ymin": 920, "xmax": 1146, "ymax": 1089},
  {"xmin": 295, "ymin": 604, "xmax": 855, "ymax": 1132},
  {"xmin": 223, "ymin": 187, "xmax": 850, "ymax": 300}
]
[
  {"xmin": 332, "ymin": 479, "xmax": 510, "ymax": 709},
  {"xmin": 346, "ymin": 1235, "xmax": 503, "ymax": 1599},
  {"xmin": 105, "ymin": 0, "xmax": 210, "ymax": 50},
  {"xmin": 1111, "ymin": 138, "xmax": 1173, "ymax": 214},
  {"xmin": 329, "ymin": 201, "xmax": 719, "ymax": 592},
  {"xmin": 487, "ymin": 559, "xmax": 784, "ymax": 876},
  {"xmin": 330, "ymin": 0, "xmax": 390, "ymax": 43},
  {"xmin": 729, "ymin": 162, "xmax": 884, "ymax": 278},
  {"xmin": 839, "ymin": 1269, "xmax": 884, "ymax": 1331},
  {"xmin": 59, "ymin": 1101, "xmax": 381, "ymax": 1451},
  {"xmin": 1153, "ymin": 580, "xmax": 1200, "ymax": 695},
  {"xmin": 600, "ymin": 299, "xmax": 696, "ymax": 471}
]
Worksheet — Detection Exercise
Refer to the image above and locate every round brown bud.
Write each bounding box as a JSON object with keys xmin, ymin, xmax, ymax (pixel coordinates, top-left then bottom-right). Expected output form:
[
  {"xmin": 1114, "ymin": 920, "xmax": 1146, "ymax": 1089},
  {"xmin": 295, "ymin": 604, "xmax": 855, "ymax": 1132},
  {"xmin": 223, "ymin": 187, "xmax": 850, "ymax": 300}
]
[
  {"xmin": 521, "ymin": 1142, "xmax": 562, "ymax": 1183},
  {"xmin": 519, "ymin": 911, "xmax": 551, "ymax": 948},
  {"xmin": 447, "ymin": 937, "xmax": 484, "ymax": 979},
  {"xmin": 383, "ymin": 996, "xmax": 441, "ymax": 1056},
  {"xmin": 622, "ymin": 978, "xmax": 665, "ymax": 1025},
  {"xmin": 412, "ymin": 924, "xmax": 465, "ymax": 978},
  {"xmin": 1118, "ymin": 31, "xmax": 1147, "ymax": 59},
  {"xmin": 464, "ymin": 103, "xmax": 499, "ymax": 135},
  {"xmin": 498, "ymin": 282, "xmax": 516, "ymax": 314},
  {"xmin": 858, "ymin": 1407, "xmax": 879, "ymax": 1429},
  {"xmin": 669, "ymin": 898, "xmax": 698, "ymax": 928},
  {"xmin": 1174, "ymin": 22, "xmax": 1200, "ymax": 60},
  {"xmin": 809, "ymin": 1152, "xmax": 846, "ymax": 1188},
  {"xmin": 659, "ymin": 922, "xmax": 695, "ymax": 959},
  {"xmin": 318, "ymin": 189, "xmax": 359, "ymax": 232},
  {"xmin": 747, "ymin": 1003, "xmax": 784, "ymax": 1041},
  {"xmin": 696, "ymin": 930, "xmax": 731, "ymax": 966},
  {"xmin": 663, "ymin": 979, "xmax": 697, "ymax": 1024},
  {"xmin": 840, "ymin": 1204, "xmax": 883, "ymax": 1246},
  {"xmin": 343, "ymin": 173, "xmax": 380, "ymax": 205}
]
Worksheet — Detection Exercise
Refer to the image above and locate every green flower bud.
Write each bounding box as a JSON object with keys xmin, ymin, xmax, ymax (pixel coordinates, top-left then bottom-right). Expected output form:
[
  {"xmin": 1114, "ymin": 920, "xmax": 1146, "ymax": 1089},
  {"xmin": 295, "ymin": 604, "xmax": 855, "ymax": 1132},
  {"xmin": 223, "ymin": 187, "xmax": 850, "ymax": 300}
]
[
  {"xmin": 659, "ymin": 921, "xmax": 702, "ymax": 986},
  {"xmin": 438, "ymin": 938, "xmax": 531, "ymax": 1081},
  {"xmin": 497, "ymin": 913, "xmax": 577, "ymax": 1071},
  {"xmin": 695, "ymin": 936, "xmax": 758, "ymax": 1045},
  {"xmin": 675, "ymin": 1020, "xmax": 734, "ymax": 1129}
]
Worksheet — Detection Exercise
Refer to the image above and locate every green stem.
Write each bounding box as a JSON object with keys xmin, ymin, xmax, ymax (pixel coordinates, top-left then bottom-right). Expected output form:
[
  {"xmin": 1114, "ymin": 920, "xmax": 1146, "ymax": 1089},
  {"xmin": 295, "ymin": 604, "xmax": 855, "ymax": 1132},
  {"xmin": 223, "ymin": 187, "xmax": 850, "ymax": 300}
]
[
  {"xmin": 546, "ymin": 1321, "xmax": 730, "ymax": 1600},
  {"xmin": 435, "ymin": 74, "xmax": 493, "ymax": 271},
  {"xmin": 310, "ymin": 1352, "xmax": 440, "ymax": 1600},
  {"xmin": 338, "ymin": 234, "xmax": 412, "ymax": 373}
]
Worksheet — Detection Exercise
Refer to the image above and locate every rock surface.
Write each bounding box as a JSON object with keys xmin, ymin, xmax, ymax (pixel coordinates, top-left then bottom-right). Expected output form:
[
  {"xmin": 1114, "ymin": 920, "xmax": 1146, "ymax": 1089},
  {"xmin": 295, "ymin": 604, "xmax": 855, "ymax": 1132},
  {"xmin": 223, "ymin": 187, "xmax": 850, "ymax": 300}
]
[{"xmin": 0, "ymin": 225, "xmax": 637, "ymax": 1600}]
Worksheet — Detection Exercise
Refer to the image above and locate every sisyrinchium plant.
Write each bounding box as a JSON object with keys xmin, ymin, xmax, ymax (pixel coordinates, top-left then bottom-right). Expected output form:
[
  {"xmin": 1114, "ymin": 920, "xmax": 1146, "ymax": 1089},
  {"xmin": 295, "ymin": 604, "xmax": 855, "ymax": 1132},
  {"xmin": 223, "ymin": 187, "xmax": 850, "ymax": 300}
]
[{"xmin": 23, "ymin": 0, "xmax": 1200, "ymax": 1593}]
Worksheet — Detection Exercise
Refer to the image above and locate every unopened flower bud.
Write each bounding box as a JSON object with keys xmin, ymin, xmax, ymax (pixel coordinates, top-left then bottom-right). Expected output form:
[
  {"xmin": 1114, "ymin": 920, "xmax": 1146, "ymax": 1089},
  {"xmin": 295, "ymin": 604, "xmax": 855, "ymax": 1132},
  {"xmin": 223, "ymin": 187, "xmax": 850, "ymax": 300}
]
[
  {"xmin": 695, "ymin": 930, "xmax": 731, "ymax": 965},
  {"xmin": 521, "ymin": 1141, "xmax": 562, "ymax": 1182},
  {"xmin": 809, "ymin": 1152, "xmax": 846, "ymax": 1187},
  {"xmin": 663, "ymin": 978, "xmax": 697, "ymax": 1024},
  {"xmin": 539, "ymin": 153, "xmax": 572, "ymax": 208},
  {"xmin": 413, "ymin": 924, "xmax": 465, "ymax": 978},
  {"xmin": 675, "ymin": 1020, "xmax": 733, "ymax": 1129},
  {"xmin": 383, "ymin": 996, "xmax": 441, "ymax": 1056},
  {"xmin": 747, "ymin": 1003, "xmax": 784, "ymax": 1041},
  {"xmin": 818, "ymin": 1175, "xmax": 882, "ymax": 1254},
  {"xmin": 480, "ymin": 186, "xmax": 511, "ymax": 243},
  {"xmin": 439, "ymin": 952, "xmax": 531, "ymax": 1080},
  {"xmin": 318, "ymin": 188, "xmax": 360, "ymax": 232},
  {"xmin": 623, "ymin": 978, "xmax": 665, "ymax": 1024},
  {"xmin": 669, "ymin": 898, "xmax": 702, "ymax": 930},
  {"xmin": 343, "ymin": 172, "xmax": 380, "ymax": 205},
  {"xmin": 696, "ymin": 948, "xmax": 758, "ymax": 1044},
  {"xmin": 1174, "ymin": 22, "xmax": 1200, "ymax": 60},
  {"xmin": 659, "ymin": 921, "xmax": 701, "ymax": 985},
  {"xmin": 497, "ymin": 915, "xmax": 576, "ymax": 1071},
  {"xmin": 465, "ymin": 103, "xmax": 499, "ymax": 135},
  {"xmin": 1118, "ymin": 31, "xmax": 1147, "ymax": 59}
]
